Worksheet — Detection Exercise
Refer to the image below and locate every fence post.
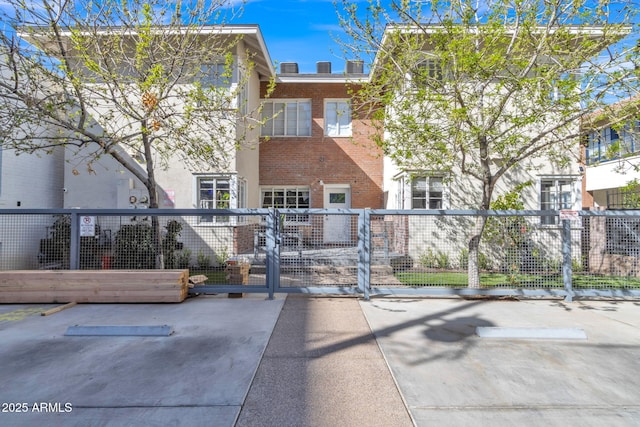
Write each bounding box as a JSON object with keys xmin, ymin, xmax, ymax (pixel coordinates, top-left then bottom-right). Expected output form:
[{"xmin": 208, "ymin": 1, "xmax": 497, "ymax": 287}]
[
  {"xmin": 358, "ymin": 209, "xmax": 371, "ymax": 300},
  {"xmin": 69, "ymin": 212, "xmax": 80, "ymax": 270},
  {"xmin": 561, "ymin": 218, "xmax": 574, "ymax": 302},
  {"xmin": 265, "ymin": 208, "xmax": 278, "ymax": 299}
]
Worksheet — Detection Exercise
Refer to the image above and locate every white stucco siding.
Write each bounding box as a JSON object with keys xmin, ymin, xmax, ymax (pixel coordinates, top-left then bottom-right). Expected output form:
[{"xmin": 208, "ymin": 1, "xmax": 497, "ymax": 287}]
[
  {"xmin": 0, "ymin": 135, "xmax": 66, "ymax": 269},
  {"xmin": 585, "ymin": 155, "xmax": 640, "ymax": 192}
]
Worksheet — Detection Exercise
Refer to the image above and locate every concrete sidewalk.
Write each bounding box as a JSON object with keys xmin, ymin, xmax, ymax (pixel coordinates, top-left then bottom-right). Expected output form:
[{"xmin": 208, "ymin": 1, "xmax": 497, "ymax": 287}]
[{"xmin": 236, "ymin": 295, "xmax": 413, "ymax": 427}]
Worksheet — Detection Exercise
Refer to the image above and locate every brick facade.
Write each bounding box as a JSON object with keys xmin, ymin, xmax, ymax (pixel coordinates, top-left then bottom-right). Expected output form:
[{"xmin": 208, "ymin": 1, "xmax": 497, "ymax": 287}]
[{"xmin": 258, "ymin": 81, "xmax": 384, "ymax": 209}]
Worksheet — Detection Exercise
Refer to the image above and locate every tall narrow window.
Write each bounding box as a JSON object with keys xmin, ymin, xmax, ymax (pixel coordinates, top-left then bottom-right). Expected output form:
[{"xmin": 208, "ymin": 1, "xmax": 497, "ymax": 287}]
[
  {"xmin": 325, "ymin": 100, "xmax": 352, "ymax": 137},
  {"xmin": 540, "ymin": 178, "xmax": 574, "ymax": 225}
]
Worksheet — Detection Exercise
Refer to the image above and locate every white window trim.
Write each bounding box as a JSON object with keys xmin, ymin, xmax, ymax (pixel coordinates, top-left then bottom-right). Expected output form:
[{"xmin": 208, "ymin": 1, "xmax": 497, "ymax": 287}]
[
  {"xmin": 538, "ymin": 176, "xmax": 581, "ymax": 226},
  {"xmin": 395, "ymin": 172, "xmax": 450, "ymax": 210},
  {"xmin": 193, "ymin": 174, "xmax": 239, "ymax": 226},
  {"xmin": 260, "ymin": 186, "xmax": 311, "ymax": 224},
  {"xmin": 324, "ymin": 99, "xmax": 352, "ymax": 137},
  {"xmin": 260, "ymin": 99, "xmax": 312, "ymax": 137},
  {"xmin": 200, "ymin": 60, "xmax": 237, "ymax": 88}
]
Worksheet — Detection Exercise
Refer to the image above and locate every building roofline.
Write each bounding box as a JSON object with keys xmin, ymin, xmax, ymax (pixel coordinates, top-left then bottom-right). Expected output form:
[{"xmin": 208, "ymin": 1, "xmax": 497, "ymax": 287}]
[
  {"xmin": 18, "ymin": 24, "xmax": 276, "ymax": 78},
  {"xmin": 276, "ymin": 74, "xmax": 368, "ymax": 84},
  {"xmin": 371, "ymin": 23, "xmax": 632, "ymax": 78}
]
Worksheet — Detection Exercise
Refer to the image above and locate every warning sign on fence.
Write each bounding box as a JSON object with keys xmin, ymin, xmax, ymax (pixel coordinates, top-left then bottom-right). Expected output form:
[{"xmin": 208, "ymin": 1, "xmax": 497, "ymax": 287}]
[
  {"xmin": 80, "ymin": 216, "xmax": 96, "ymax": 236},
  {"xmin": 559, "ymin": 210, "xmax": 579, "ymax": 221}
]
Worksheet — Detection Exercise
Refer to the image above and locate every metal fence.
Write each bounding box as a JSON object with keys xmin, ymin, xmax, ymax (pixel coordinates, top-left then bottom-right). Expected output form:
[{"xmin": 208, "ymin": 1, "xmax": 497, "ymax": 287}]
[{"xmin": 1, "ymin": 208, "xmax": 640, "ymax": 301}]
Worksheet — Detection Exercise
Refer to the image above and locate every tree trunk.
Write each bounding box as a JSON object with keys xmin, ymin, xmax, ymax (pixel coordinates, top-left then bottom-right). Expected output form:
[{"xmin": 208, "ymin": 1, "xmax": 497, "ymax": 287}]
[
  {"xmin": 141, "ymin": 128, "xmax": 165, "ymax": 270},
  {"xmin": 468, "ymin": 216, "xmax": 487, "ymax": 288},
  {"xmin": 468, "ymin": 135, "xmax": 493, "ymax": 288}
]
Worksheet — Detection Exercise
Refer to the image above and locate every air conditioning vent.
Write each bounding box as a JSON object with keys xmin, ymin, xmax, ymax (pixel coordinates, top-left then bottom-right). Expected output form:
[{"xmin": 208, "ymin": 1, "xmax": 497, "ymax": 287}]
[
  {"xmin": 280, "ymin": 62, "xmax": 299, "ymax": 74},
  {"xmin": 345, "ymin": 60, "xmax": 364, "ymax": 74},
  {"xmin": 317, "ymin": 61, "xmax": 332, "ymax": 74}
]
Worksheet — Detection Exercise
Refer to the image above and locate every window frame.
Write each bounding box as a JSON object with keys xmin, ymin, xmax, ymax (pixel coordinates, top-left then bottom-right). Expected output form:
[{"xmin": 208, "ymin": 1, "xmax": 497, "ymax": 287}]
[
  {"xmin": 412, "ymin": 58, "xmax": 443, "ymax": 86},
  {"xmin": 260, "ymin": 186, "xmax": 311, "ymax": 223},
  {"xmin": 587, "ymin": 123, "xmax": 639, "ymax": 165},
  {"xmin": 260, "ymin": 99, "xmax": 312, "ymax": 137},
  {"xmin": 200, "ymin": 62, "xmax": 234, "ymax": 88},
  {"xmin": 539, "ymin": 177, "xmax": 576, "ymax": 226},
  {"xmin": 395, "ymin": 172, "xmax": 448, "ymax": 210},
  {"xmin": 195, "ymin": 175, "xmax": 232, "ymax": 225},
  {"xmin": 324, "ymin": 99, "xmax": 352, "ymax": 137}
]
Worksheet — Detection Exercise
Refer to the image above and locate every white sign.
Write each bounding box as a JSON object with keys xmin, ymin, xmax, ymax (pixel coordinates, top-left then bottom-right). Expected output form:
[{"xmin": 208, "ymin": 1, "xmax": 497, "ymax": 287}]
[
  {"xmin": 80, "ymin": 216, "xmax": 96, "ymax": 237},
  {"xmin": 559, "ymin": 210, "xmax": 579, "ymax": 221}
]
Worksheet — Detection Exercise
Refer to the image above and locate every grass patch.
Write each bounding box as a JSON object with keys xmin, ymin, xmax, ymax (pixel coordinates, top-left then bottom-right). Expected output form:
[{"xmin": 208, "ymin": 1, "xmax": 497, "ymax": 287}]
[
  {"xmin": 188, "ymin": 269, "xmax": 227, "ymax": 284},
  {"xmin": 395, "ymin": 271, "xmax": 640, "ymax": 289}
]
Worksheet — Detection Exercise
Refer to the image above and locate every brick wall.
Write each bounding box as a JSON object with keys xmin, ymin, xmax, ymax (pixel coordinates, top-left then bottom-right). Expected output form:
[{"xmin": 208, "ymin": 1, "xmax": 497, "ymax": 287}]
[
  {"xmin": 259, "ymin": 81, "xmax": 384, "ymax": 209},
  {"xmin": 234, "ymin": 223, "xmax": 258, "ymax": 255}
]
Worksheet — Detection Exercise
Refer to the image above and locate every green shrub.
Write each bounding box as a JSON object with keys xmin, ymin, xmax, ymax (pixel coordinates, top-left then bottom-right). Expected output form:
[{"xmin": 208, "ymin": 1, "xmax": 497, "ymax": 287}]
[
  {"xmin": 419, "ymin": 248, "xmax": 450, "ymax": 269},
  {"xmin": 176, "ymin": 249, "xmax": 192, "ymax": 269},
  {"xmin": 114, "ymin": 222, "xmax": 155, "ymax": 269},
  {"xmin": 459, "ymin": 248, "xmax": 491, "ymax": 271},
  {"xmin": 197, "ymin": 250, "xmax": 212, "ymax": 269}
]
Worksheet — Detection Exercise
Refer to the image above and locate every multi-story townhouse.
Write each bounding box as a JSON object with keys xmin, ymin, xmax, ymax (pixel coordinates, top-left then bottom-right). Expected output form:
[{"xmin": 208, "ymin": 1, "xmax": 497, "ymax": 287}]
[
  {"xmin": 13, "ymin": 25, "xmax": 276, "ymax": 266},
  {"xmin": 258, "ymin": 60, "xmax": 383, "ymax": 245}
]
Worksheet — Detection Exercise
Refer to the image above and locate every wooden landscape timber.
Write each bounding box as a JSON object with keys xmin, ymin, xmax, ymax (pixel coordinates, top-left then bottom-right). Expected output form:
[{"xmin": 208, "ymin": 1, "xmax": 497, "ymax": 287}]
[{"xmin": 0, "ymin": 270, "xmax": 190, "ymax": 303}]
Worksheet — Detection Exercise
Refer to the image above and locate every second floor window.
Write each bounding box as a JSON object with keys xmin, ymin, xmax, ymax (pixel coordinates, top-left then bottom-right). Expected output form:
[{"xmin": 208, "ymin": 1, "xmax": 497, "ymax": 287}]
[
  {"xmin": 201, "ymin": 63, "xmax": 232, "ymax": 88},
  {"xmin": 325, "ymin": 100, "xmax": 352, "ymax": 137},
  {"xmin": 261, "ymin": 100, "xmax": 311, "ymax": 137},
  {"xmin": 411, "ymin": 59, "xmax": 443, "ymax": 87},
  {"xmin": 587, "ymin": 123, "xmax": 639, "ymax": 165}
]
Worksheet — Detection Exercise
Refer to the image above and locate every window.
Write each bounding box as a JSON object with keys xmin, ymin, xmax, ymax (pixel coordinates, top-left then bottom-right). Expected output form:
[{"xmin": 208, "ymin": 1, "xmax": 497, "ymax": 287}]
[
  {"xmin": 540, "ymin": 178, "xmax": 574, "ymax": 225},
  {"xmin": 261, "ymin": 187, "xmax": 310, "ymax": 222},
  {"xmin": 197, "ymin": 176, "xmax": 230, "ymax": 223},
  {"xmin": 325, "ymin": 100, "xmax": 351, "ymax": 137},
  {"xmin": 412, "ymin": 59, "xmax": 443, "ymax": 86},
  {"xmin": 587, "ymin": 124, "xmax": 639, "ymax": 165},
  {"xmin": 396, "ymin": 173, "xmax": 447, "ymax": 209},
  {"xmin": 411, "ymin": 176, "xmax": 444, "ymax": 209},
  {"xmin": 200, "ymin": 63, "xmax": 233, "ymax": 88},
  {"xmin": 237, "ymin": 178, "xmax": 247, "ymax": 209},
  {"xmin": 261, "ymin": 100, "xmax": 311, "ymax": 137}
]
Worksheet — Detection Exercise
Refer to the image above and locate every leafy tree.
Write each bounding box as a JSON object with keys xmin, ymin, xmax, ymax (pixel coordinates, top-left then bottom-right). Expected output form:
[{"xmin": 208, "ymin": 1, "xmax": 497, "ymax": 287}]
[
  {"xmin": 0, "ymin": 0, "xmax": 270, "ymax": 268},
  {"xmin": 337, "ymin": 0, "xmax": 640, "ymax": 286}
]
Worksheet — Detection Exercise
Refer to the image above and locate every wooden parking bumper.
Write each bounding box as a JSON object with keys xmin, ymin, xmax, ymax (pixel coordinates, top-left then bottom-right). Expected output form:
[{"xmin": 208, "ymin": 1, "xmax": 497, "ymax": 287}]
[{"xmin": 0, "ymin": 270, "xmax": 190, "ymax": 303}]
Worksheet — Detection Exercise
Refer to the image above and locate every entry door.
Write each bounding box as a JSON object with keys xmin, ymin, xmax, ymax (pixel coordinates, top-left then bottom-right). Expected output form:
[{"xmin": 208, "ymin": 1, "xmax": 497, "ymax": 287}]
[{"xmin": 323, "ymin": 186, "xmax": 351, "ymax": 243}]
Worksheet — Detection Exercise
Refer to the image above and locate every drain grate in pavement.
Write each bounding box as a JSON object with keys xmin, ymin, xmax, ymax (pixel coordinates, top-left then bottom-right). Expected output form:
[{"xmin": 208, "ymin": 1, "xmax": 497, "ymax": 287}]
[
  {"xmin": 64, "ymin": 325, "xmax": 174, "ymax": 336},
  {"xmin": 476, "ymin": 327, "xmax": 587, "ymax": 340}
]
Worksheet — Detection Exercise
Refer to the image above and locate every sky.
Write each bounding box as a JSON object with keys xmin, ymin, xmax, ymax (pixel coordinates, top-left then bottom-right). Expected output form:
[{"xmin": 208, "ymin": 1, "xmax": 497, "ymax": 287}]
[{"xmin": 231, "ymin": 0, "xmax": 358, "ymax": 74}]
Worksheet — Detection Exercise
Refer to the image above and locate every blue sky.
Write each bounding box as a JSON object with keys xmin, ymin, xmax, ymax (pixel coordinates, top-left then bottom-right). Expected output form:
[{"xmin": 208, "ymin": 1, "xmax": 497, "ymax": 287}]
[{"xmin": 232, "ymin": 0, "xmax": 353, "ymax": 74}]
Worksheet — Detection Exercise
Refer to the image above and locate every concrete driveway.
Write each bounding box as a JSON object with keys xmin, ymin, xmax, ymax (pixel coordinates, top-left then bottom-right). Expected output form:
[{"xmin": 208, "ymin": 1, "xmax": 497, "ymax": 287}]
[
  {"xmin": 360, "ymin": 297, "xmax": 640, "ymax": 426},
  {"xmin": 0, "ymin": 295, "xmax": 284, "ymax": 427}
]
